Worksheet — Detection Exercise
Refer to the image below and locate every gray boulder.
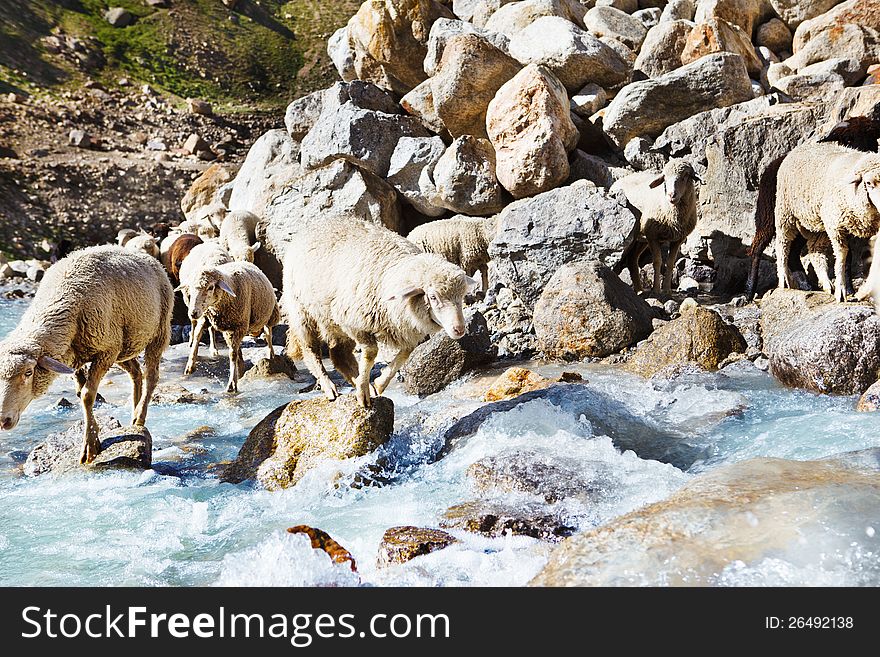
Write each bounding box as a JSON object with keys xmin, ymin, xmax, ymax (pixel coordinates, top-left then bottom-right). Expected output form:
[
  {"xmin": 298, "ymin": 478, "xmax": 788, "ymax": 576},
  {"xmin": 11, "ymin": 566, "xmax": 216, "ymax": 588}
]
[
  {"xmin": 584, "ymin": 6, "xmax": 648, "ymax": 49},
  {"xmin": 633, "ymin": 19, "xmax": 694, "ymax": 78},
  {"xmin": 433, "ymin": 136, "xmax": 507, "ymax": 215},
  {"xmin": 284, "ymin": 91, "xmax": 324, "ymax": 141},
  {"xmin": 327, "ymin": 26, "xmax": 356, "ymax": 82},
  {"xmin": 534, "ymin": 261, "xmax": 654, "ymax": 359},
  {"xmin": 488, "ymin": 181, "xmax": 639, "ymax": 309},
  {"xmin": 386, "ymin": 136, "xmax": 447, "ymax": 217},
  {"xmin": 660, "ymin": 0, "xmax": 696, "ymax": 22},
  {"xmin": 228, "ymin": 129, "xmax": 301, "ymax": 217},
  {"xmin": 602, "ymin": 52, "xmax": 754, "ymax": 148},
  {"xmin": 773, "ymin": 72, "xmax": 846, "ymax": 106},
  {"xmin": 401, "ymin": 310, "xmax": 496, "ymax": 396},
  {"xmin": 508, "ymin": 16, "xmax": 631, "ymax": 92},
  {"xmin": 423, "ymin": 18, "xmax": 511, "ymax": 76},
  {"xmin": 484, "ymin": 0, "xmax": 589, "ymax": 38}
]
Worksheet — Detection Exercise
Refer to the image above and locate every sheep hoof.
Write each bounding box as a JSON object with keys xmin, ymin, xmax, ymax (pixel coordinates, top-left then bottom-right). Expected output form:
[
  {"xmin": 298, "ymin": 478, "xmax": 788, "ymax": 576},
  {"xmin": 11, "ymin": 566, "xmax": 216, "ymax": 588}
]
[
  {"xmin": 79, "ymin": 440, "xmax": 100, "ymax": 465},
  {"xmin": 370, "ymin": 383, "xmax": 380, "ymax": 398}
]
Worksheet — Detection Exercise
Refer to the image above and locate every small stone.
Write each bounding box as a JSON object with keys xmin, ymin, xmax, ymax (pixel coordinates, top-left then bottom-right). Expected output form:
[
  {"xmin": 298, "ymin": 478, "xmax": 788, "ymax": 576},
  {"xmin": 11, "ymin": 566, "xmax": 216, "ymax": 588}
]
[
  {"xmin": 377, "ymin": 526, "xmax": 458, "ymax": 566},
  {"xmin": 186, "ymin": 98, "xmax": 213, "ymax": 115},
  {"xmin": 105, "ymin": 8, "xmax": 134, "ymax": 27},
  {"xmin": 183, "ymin": 133, "xmax": 209, "ymax": 155},
  {"xmin": 483, "ymin": 367, "xmax": 553, "ymax": 401},
  {"xmin": 570, "ymin": 83, "xmax": 608, "ymax": 117},
  {"xmin": 68, "ymin": 129, "xmax": 91, "ymax": 148}
]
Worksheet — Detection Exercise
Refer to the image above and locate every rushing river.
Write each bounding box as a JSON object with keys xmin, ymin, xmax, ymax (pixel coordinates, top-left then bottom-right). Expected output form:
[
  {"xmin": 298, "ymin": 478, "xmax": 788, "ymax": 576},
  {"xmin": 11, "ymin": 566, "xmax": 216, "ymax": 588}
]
[{"xmin": 0, "ymin": 296, "xmax": 878, "ymax": 586}]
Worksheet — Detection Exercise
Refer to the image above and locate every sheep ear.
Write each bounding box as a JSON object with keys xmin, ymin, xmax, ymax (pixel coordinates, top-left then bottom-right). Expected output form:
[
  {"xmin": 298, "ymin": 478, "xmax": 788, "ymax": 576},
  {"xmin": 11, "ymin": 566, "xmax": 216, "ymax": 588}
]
[
  {"xmin": 174, "ymin": 284, "xmax": 185, "ymax": 293},
  {"xmin": 37, "ymin": 356, "xmax": 74, "ymax": 374},
  {"xmin": 849, "ymin": 172, "xmax": 864, "ymax": 188},
  {"xmin": 648, "ymin": 174, "xmax": 665, "ymax": 189},
  {"xmin": 250, "ymin": 242, "xmax": 261, "ymax": 254},
  {"xmin": 218, "ymin": 280, "xmax": 237, "ymax": 298},
  {"xmin": 387, "ymin": 286, "xmax": 423, "ymax": 302}
]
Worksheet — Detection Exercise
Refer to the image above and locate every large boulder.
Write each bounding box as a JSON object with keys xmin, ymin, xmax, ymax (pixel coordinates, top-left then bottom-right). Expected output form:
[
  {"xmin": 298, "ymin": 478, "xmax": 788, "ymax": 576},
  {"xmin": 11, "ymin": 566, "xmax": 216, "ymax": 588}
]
[
  {"xmin": 228, "ymin": 129, "xmax": 301, "ymax": 216},
  {"xmin": 773, "ymin": 71, "xmax": 846, "ymax": 106},
  {"xmin": 222, "ymin": 396, "xmax": 395, "ymax": 490},
  {"xmin": 787, "ymin": 0, "xmax": 880, "ymax": 84},
  {"xmin": 660, "ymin": 0, "xmax": 696, "ymax": 22},
  {"xmin": 760, "ymin": 289, "xmax": 880, "ymax": 395},
  {"xmin": 386, "ymin": 135, "xmax": 447, "ymax": 217},
  {"xmin": 346, "ymin": 0, "xmax": 455, "ymax": 94},
  {"xmin": 755, "ymin": 17, "xmax": 793, "ymax": 52},
  {"xmin": 624, "ymin": 305, "xmax": 747, "ymax": 377},
  {"xmin": 430, "ymin": 33, "xmax": 522, "ymax": 140},
  {"xmin": 633, "ymin": 19, "xmax": 694, "ymax": 78},
  {"xmin": 693, "ymin": 0, "xmax": 763, "ymax": 35},
  {"xmin": 24, "ymin": 417, "xmax": 152, "ymax": 476},
  {"xmin": 433, "ymin": 135, "xmax": 507, "ymax": 215},
  {"xmin": 327, "ymin": 26, "xmax": 356, "ymax": 82},
  {"xmin": 488, "ymin": 181, "xmax": 638, "ymax": 309},
  {"xmin": 300, "ymin": 101, "xmax": 432, "ymax": 179},
  {"xmin": 400, "ymin": 310, "xmax": 496, "ymax": 396},
  {"xmin": 507, "ymin": 16, "xmax": 631, "ymax": 92},
  {"xmin": 534, "ymin": 261, "xmax": 654, "ymax": 359},
  {"xmin": 484, "ymin": 0, "xmax": 588, "ymax": 38},
  {"xmin": 681, "ymin": 18, "xmax": 763, "ymax": 77},
  {"xmin": 180, "ymin": 163, "xmax": 234, "ymax": 219},
  {"xmin": 400, "ymin": 80, "xmax": 448, "ymax": 135},
  {"xmin": 423, "ymin": 18, "xmax": 511, "ymax": 76},
  {"xmin": 284, "ymin": 90, "xmax": 324, "ymax": 141},
  {"xmin": 259, "ymin": 160, "xmax": 400, "ymax": 266},
  {"xmin": 768, "ymin": 0, "xmax": 848, "ymax": 30},
  {"xmin": 471, "ymin": 0, "xmax": 519, "ymax": 28},
  {"xmin": 602, "ymin": 52, "xmax": 754, "ymax": 148},
  {"xmin": 584, "ymin": 5, "xmax": 649, "ymax": 50},
  {"xmin": 486, "ymin": 64, "xmax": 579, "ymax": 199},
  {"xmin": 532, "ymin": 457, "xmax": 880, "ymax": 586}
]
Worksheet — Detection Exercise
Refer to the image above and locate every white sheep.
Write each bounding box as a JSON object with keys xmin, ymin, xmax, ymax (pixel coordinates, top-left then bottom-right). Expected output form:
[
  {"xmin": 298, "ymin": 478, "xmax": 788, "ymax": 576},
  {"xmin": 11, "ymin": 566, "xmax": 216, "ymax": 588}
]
[
  {"xmin": 117, "ymin": 228, "xmax": 138, "ymax": 247},
  {"xmin": 283, "ymin": 216, "xmax": 477, "ymax": 407},
  {"xmin": 177, "ymin": 241, "xmax": 232, "ymax": 371},
  {"xmin": 0, "ymin": 245, "xmax": 172, "ymax": 464},
  {"xmin": 610, "ymin": 159, "xmax": 698, "ymax": 293},
  {"xmin": 219, "ymin": 210, "xmax": 261, "ymax": 262},
  {"xmin": 176, "ymin": 203, "xmax": 226, "ymax": 241},
  {"xmin": 123, "ymin": 233, "xmax": 161, "ymax": 260},
  {"xmin": 183, "ymin": 261, "xmax": 281, "ymax": 393},
  {"xmin": 406, "ymin": 216, "xmax": 497, "ymax": 293},
  {"xmin": 775, "ymin": 142, "xmax": 880, "ymax": 301}
]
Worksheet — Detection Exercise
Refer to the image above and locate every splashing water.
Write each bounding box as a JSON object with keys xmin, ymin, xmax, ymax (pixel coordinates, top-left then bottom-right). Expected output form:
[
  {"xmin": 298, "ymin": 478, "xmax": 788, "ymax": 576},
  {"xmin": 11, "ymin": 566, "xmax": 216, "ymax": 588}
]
[{"xmin": 0, "ymin": 299, "xmax": 877, "ymax": 586}]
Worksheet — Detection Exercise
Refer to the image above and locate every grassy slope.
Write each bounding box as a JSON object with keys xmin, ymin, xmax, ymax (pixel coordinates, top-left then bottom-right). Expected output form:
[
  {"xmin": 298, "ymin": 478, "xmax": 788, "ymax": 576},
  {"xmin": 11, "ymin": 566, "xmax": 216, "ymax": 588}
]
[{"xmin": 0, "ymin": 0, "xmax": 361, "ymax": 108}]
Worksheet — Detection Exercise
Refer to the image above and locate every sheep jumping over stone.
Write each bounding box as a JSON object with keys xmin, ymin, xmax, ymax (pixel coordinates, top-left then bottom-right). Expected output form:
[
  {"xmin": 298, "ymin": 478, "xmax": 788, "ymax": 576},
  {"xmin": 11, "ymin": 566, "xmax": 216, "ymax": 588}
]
[
  {"xmin": 775, "ymin": 142, "xmax": 880, "ymax": 302},
  {"xmin": 283, "ymin": 216, "xmax": 477, "ymax": 408},
  {"xmin": 183, "ymin": 261, "xmax": 280, "ymax": 393},
  {"xmin": 177, "ymin": 241, "xmax": 232, "ymax": 371},
  {"xmin": 0, "ymin": 245, "xmax": 172, "ymax": 464},
  {"xmin": 219, "ymin": 210, "xmax": 261, "ymax": 263},
  {"xmin": 406, "ymin": 216, "xmax": 497, "ymax": 293},
  {"xmin": 610, "ymin": 160, "xmax": 698, "ymax": 293}
]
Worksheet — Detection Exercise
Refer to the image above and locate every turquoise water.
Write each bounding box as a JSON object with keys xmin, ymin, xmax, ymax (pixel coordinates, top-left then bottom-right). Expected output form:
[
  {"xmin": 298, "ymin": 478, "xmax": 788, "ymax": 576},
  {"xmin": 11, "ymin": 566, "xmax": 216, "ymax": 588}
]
[{"xmin": 0, "ymin": 298, "xmax": 878, "ymax": 586}]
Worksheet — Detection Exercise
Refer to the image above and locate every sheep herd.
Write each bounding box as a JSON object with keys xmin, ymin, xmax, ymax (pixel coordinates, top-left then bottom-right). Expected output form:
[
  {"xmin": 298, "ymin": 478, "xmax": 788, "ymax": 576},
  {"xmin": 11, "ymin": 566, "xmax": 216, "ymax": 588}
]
[{"xmin": 2, "ymin": 114, "xmax": 880, "ymax": 466}]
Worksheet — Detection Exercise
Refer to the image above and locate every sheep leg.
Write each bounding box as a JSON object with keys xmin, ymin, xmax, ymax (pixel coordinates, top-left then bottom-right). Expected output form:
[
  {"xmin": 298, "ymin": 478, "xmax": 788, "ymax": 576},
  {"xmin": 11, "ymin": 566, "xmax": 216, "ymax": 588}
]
[
  {"xmin": 830, "ymin": 230, "xmax": 849, "ymax": 302},
  {"xmin": 805, "ymin": 237, "xmax": 833, "ymax": 295},
  {"xmin": 78, "ymin": 356, "xmax": 113, "ymax": 465},
  {"xmin": 355, "ymin": 343, "xmax": 379, "ymax": 408},
  {"xmin": 479, "ymin": 265, "xmax": 489, "ymax": 293},
  {"xmin": 328, "ymin": 342, "xmax": 359, "ymax": 387},
  {"xmin": 208, "ymin": 327, "xmax": 219, "ymax": 357},
  {"xmin": 263, "ymin": 327, "xmax": 275, "ymax": 360},
  {"xmin": 372, "ymin": 348, "xmax": 413, "ymax": 396},
  {"xmin": 117, "ymin": 359, "xmax": 143, "ymax": 422},
  {"xmin": 224, "ymin": 331, "xmax": 244, "ymax": 394},
  {"xmin": 649, "ymin": 240, "xmax": 663, "ymax": 294},
  {"xmin": 626, "ymin": 243, "xmax": 646, "ymax": 292},
  {"xmin": 663, "ymin": 241, "xmax": 682, "ymax": 292},
  {"xmin": 299, "ymin": 338, "xmax": 338, "ymax": 400},
  {"xmin": 133, "ymin": 343, "xmax": 162, "ymax": 427},
  {"xmin": 775, "ymin": 229, "xmax": 793, "ymax": 290},
  {"xmin": 74, "ymin": 367, "xmax": 87, "ymax": 397},
  {"xmin": 184, "ymin": 317, "xmax": 207, "ymax": 375}
]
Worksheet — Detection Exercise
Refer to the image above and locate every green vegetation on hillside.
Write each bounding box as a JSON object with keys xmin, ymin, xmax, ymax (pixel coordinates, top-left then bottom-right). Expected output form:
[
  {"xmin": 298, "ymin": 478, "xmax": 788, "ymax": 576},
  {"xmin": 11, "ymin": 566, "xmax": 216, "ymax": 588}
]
[{"xmin": 0, "ymin": 0, "xmax": 362, "ymax": 108}]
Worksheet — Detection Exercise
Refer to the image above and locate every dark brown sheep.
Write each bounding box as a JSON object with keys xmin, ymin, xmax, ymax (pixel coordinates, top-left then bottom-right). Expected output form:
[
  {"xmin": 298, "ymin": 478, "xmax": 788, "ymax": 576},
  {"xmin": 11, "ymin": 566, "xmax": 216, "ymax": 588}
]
[{"xmin": 166, "ymin": 234, "xmax": 203, "ymax": 285}]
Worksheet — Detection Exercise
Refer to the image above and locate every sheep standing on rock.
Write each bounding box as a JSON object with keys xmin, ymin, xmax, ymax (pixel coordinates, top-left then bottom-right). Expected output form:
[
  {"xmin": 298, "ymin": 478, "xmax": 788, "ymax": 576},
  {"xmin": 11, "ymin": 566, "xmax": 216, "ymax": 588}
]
[
  {"xmin": 177, "ymin": 241, "xmax": 232, "ymax": 371},
  {"xmin": 406, "ymin": 216, "xmax": 497, "ymax": 293},
  {"xmin": 775, "ymin": 142, "xmax": 880, "ymax": 302},
  {"xmin": 0, "ymin": 246, "xmax": 172, "ymax": 464},
  {"xmin": 220, "ymin": 210, "xmax": 261, "ymax": 263},
  {"xmin": 283, "ymin": 217, "xmax": 477, "ymax": 408},
  {"xmin": 183, "ymin": 262, "xmax": 280, "ymax": 393},
  {"xmin": 610, "ymin": 160, "xmax": 698, "ymax": 293}
]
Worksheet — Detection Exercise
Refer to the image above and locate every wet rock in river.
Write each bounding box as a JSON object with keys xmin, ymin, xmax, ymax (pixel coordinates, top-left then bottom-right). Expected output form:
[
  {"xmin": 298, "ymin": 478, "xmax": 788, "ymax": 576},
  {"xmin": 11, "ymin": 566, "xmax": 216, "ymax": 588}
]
[
  {"xmin": 288, "ymin": 525, "xmax": 357, "ymax": 572},
  {"xmin": 856, "ymin": 380, "xmax": 880, "ymax": 412},
  {"xmin": 222, "ymin": 395, "xmax": 394, "ymax": 490},
  {"xmin": 441, "ymin": 500, "xmax": 575, "ymax": 541},
  {"xmin": 239, "ymin": 355, "xmax": 299, "ymax": 383},
  {"xmin": 24, "ymin": 418, "xmax": 152, "ymax": 476},
  {"xmin": 531, "ymin": 457, "xmax": 880, "ymax": 585},
  {"xmin": 377, "ymin": 526, "xmax": 459, "ymax": 566},
  {"xmin": 151, "ymin": 383, "xmax": 212, "ymax": 405},
  {"xmin": 483, "ymin": 367, "xmax": 553, "ymax": 401}
]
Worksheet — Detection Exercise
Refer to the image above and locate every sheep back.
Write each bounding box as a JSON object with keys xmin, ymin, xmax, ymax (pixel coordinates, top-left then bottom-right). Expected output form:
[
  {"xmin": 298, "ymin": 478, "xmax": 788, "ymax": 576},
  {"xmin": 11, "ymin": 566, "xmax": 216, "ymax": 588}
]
[{"xmin": 206, "ymin": 261, "xmax": 279, "ymax": 336}]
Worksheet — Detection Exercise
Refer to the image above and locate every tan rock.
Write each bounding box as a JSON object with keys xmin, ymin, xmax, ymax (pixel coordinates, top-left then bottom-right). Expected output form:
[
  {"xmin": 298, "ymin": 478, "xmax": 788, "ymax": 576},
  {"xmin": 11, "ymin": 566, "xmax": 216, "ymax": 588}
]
[
  {"xmin": 483, "ymin": 367, "xmax": 553, "ymax": 401},
  {"xmin": 180, "ymin": 163, "xmax": 233, "ymax": 219},
  {"xmin": 287, "ymin": 525, "xmax": 358, "ymax": 572},
  {"xmin": 856, "ymin": 379, "xmax": 880, "ymax": 412},
  {"xmin": 693, "ymin": 0, "xmax": 763, "ymax": 36},
  {"xmin": 377, "ymin": 526, "xmax": 458, "ymax": 565},
  {"xmin": 634, "ymin": 19, "xmax": 694, "ymax": 78},
  {"xmin": 681, "ymin": 18, "xmax": 764, "ymax": 77},
  {"xmin": 347, "ymin": 0, "xmax": 454, "ymax": 94},
  {"xmin": 486, "ymin": 64, "xmax": 578, "ymax": 198},
  {"xmin": 431, "ymin": 33, "xmax": 521, "ymax": 139}
]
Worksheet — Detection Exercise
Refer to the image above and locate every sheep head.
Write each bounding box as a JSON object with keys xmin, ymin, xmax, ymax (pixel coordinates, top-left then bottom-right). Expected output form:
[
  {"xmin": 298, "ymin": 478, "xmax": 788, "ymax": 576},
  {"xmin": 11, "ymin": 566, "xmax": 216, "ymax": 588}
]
[
  {"xmin": 230, "ymin": 241, "xmax": 261, "ymax": 263},
  {"xmin": 386, "ymin": 254, "xmax": 477, "ymax": 340},
  {"xmin": 651, "ymin": 160, "xmax": 697, "ymax": 205},
  {"xmin": 126, "ymin": 234, "xmax": 160, "ymax": 259},
  {"xmin": 184, "ymin": 268, "xmax": 236, "ymax": 321},
  {"xmin": 851, "ymin": 158, "xmax": 880, "ymax": 213},
  {"xmin": 0, "ymin": 339, "xmax": 72, "ymax": 431}
]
